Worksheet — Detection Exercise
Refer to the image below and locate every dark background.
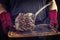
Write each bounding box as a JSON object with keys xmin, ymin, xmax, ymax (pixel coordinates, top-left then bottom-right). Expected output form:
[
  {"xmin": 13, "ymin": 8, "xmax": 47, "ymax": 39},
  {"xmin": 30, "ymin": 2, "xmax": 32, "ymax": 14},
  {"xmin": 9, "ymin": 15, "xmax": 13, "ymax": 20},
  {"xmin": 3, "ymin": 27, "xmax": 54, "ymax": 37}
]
[
  {"xmin": 10, "ymin": 0, "xmax": 50, "ymax": 25},
  {"xmin": 0, "ymin": 0, "xmax": 60, "ymax": 40}
]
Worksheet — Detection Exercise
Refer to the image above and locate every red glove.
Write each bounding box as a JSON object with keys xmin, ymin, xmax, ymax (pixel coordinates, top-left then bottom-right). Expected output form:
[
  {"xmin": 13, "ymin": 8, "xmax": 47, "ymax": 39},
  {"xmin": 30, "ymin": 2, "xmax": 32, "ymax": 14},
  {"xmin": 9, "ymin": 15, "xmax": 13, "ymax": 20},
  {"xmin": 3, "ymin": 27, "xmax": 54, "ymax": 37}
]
[
  {"xmin": 0, "ymin": 12, "xmax": 12, "ymax": 34},
  {"xmin": 49, "ymin": 10, "xmax": 58, "ymax": 29}
]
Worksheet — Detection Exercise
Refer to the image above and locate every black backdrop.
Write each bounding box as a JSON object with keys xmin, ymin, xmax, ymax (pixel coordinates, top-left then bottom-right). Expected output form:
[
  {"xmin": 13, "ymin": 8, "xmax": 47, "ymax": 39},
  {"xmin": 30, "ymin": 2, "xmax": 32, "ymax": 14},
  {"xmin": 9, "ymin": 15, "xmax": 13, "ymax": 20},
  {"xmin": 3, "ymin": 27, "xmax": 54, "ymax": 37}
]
[
  {"xmin": 56, "ymin": 0, "xmax": 60, "ymax": 31},
  {"xmin": 10, "ymin": 0, "xmax": 49, "ymax": 25}
]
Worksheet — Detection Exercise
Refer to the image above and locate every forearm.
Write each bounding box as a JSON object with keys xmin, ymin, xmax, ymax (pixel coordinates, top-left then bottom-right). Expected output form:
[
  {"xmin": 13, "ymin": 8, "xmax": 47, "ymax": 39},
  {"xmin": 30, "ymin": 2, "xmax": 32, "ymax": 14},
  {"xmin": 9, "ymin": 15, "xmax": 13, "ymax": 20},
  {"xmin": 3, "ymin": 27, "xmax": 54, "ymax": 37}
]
[
  {"xmin": 0, "ymin": 12, "xmax": 13, "ymax": 34},
  {"xmin": 50, "ymin": 0, "xmax": 57, "ymax": 11},
  {"xmin": 49, "ymin": 0, "xmax": 58, "ymax": 29}
]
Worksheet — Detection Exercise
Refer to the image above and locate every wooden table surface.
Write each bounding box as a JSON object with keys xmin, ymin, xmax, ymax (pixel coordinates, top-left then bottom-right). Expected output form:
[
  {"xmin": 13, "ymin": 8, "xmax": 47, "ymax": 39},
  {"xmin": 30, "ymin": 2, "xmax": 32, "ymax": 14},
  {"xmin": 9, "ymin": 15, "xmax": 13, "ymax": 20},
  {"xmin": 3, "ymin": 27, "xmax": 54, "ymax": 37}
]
[
  {"xmin": 8, "ymin": 31, "xmax": 60, "ymax": 37},
  {"xmin": 8, "ymin": 24, "xmax": 60, "ymax": 37}
]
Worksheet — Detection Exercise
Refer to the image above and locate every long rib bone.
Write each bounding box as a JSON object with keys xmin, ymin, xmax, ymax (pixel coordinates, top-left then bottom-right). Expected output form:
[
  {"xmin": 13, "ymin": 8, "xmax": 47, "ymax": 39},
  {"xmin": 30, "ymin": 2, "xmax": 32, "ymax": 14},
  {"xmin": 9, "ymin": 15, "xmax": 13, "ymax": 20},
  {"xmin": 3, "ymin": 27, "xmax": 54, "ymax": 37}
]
[{"xmin": 35, "ymin": 2, "xmax": 52, "ymax": 18}]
